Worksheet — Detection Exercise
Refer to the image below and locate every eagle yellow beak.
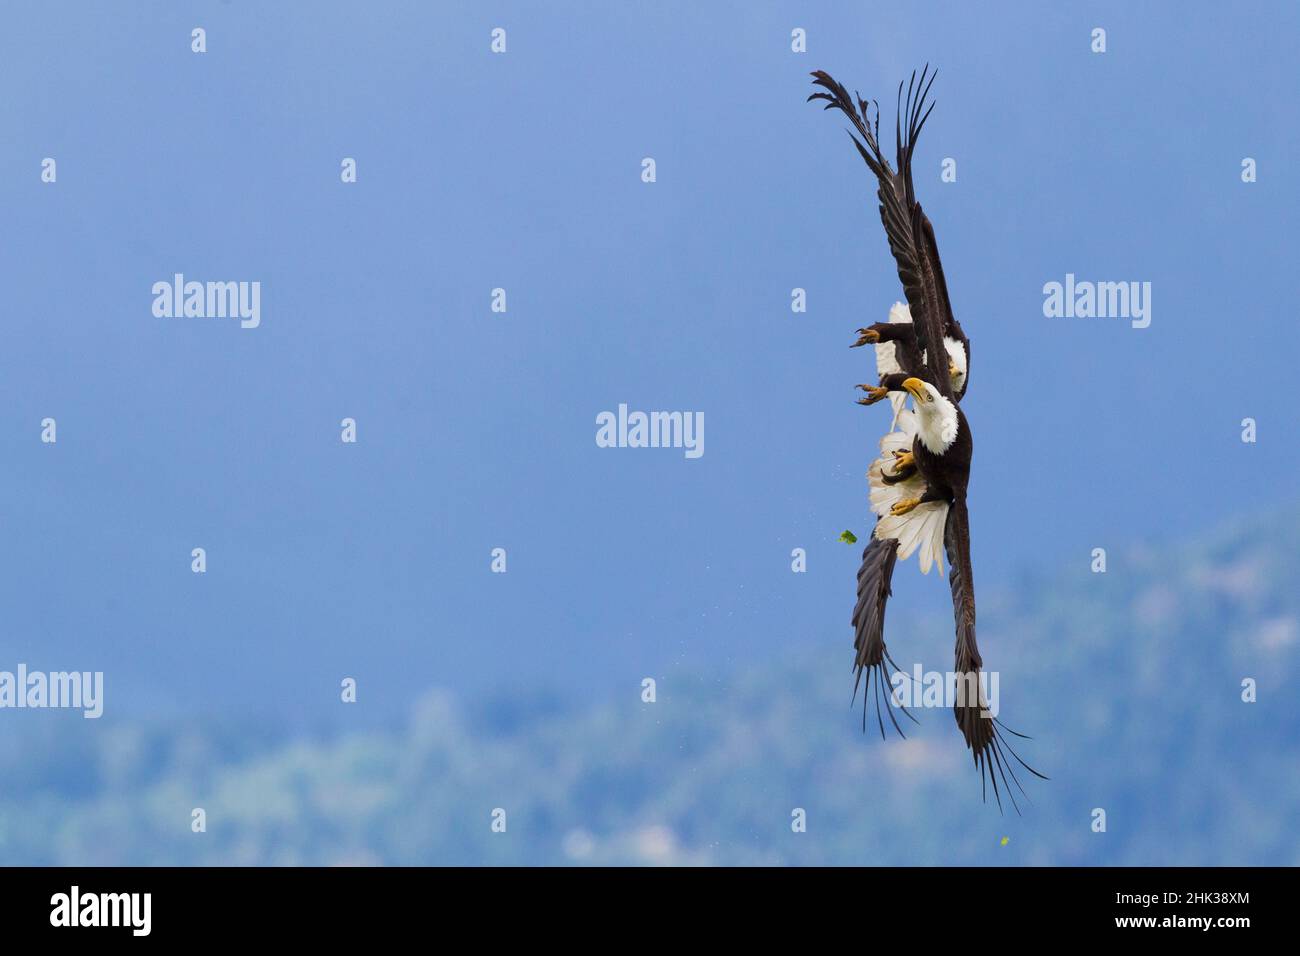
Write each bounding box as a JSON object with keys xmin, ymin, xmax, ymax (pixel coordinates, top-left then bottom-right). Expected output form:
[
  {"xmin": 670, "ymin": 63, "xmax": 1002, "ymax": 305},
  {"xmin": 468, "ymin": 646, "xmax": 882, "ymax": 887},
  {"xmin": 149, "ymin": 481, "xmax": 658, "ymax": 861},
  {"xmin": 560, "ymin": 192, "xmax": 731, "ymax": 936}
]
[{"xmin": 902, "ymin": 377, "xmax": 929, "ymax": 403}]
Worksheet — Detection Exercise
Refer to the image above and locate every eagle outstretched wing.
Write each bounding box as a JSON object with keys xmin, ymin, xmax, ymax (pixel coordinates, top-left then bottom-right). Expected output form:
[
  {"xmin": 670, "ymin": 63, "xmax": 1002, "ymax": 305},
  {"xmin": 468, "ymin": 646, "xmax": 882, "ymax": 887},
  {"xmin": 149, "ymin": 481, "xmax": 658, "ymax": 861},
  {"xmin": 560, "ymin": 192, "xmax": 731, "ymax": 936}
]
[
  {"xmin": 809, "ymin": 66, "xmax": 968, "ymax": 402},
  {"xmin": 944, "ymin": 499, "xmax": 1046, "ymax": 812},
  {"xmin": 850, "ymin": 536, "xmax": 916, "ymax": 739},
  {"xmin": 916, "ymin": 205, "xmax": 969, "ymax": 400}
]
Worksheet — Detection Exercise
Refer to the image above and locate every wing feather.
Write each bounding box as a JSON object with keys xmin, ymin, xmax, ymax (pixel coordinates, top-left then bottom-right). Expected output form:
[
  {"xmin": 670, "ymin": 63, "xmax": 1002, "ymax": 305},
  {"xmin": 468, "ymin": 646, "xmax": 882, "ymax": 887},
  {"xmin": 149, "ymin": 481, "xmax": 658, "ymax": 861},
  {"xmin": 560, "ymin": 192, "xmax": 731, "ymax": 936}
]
[
  {"xmin": 850, "ymin": 536, "xmax": 916, "ymax": 738},
  {"xmin": 918, "ymin": 212, "xmax": 968, "ymax": 399},
  {"xmin": 808, "ymin": 71, "xmax": 931, "ymax": 359},
  {"xmin": 911, "ymin": 202, "xmax": 955, "ymax": 400},
  {"xmin": 811, "ymin": 67, "xmax": 966, "ymax": 400},
  {"xmin": 944, "ymin": 499, "xmax": 1046, "ymax": 812}
]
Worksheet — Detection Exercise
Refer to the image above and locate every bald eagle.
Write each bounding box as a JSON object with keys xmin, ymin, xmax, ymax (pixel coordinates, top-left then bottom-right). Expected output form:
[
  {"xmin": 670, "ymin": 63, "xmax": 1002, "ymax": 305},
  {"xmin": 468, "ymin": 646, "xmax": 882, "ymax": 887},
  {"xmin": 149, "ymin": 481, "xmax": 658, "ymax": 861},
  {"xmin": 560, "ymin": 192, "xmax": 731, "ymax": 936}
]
[{"xmin": 811, "ymin": 67, "xmax": 1044, "ymax": 810}]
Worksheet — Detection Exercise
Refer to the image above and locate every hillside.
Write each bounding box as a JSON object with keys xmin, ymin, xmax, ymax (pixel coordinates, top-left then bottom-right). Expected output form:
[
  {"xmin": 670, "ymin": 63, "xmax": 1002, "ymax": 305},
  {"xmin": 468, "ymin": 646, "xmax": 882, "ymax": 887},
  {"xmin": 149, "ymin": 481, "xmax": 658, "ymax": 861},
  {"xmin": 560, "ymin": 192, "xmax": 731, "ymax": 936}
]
[{"xmin": 1, "ymin": 507, "xmax": 1296, "ymax": 865}]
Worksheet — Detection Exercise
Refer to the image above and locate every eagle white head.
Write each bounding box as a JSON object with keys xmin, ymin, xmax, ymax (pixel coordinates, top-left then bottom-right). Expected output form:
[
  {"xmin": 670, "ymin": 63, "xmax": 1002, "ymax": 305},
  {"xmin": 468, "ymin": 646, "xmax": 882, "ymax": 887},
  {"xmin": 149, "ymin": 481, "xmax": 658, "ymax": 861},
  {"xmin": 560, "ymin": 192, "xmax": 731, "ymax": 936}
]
[
  {"xmin": 902, "ymin": 377, "xmax": 959, "ymax": 454},
  {"xmin": 918, "ymin": 335, "xmax": 967, "ymax": 395},
  {"xmin": 944, "ymin": 337, "xmax": 967, "ymax": 394}
]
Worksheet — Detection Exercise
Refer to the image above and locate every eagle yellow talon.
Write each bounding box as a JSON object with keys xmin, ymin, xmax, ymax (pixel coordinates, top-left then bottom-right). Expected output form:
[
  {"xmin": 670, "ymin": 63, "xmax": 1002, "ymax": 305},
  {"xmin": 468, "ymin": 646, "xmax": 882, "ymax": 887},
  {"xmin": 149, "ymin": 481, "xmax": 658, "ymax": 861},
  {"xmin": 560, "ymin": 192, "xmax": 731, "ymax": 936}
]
[
  {"xmin": 856, "ymin": 384, "xmax": 889, "ymax": 405},
  {"xmin": 852, "ymin": 328, "xmax": 881, "ymax": 347},
  {"xmin": 890, "ymin": 497, "xmax": 921, "ymax": 516},
  {"xmin": 891, "ymin": 450, "xmax": 915, "ymax": 470}
]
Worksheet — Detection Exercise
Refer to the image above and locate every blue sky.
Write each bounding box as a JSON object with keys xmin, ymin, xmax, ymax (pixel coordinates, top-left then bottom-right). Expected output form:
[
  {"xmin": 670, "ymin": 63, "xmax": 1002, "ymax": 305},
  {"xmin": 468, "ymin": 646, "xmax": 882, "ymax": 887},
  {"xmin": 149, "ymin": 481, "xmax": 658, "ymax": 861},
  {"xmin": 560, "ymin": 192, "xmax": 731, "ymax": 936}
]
[{"xmin": 2, "ymin": 1, "xmax": 1297, "ymax": 726}]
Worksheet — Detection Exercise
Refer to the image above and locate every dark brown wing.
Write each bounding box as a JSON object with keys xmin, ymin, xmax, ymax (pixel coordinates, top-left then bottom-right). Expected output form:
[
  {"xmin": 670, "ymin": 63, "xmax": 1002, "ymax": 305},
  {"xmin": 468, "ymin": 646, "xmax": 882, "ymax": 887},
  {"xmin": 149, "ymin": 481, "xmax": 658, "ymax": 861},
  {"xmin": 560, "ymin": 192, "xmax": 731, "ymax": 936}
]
[
  {"xmin": 809, "ymin": 70, "xmax": 934, "ymax": 376},
  {"xmin": 895, "ymin": 67, "xmax": 934, "ymax": 211},
  {"xmin": 894, "ymin": 69, "xmax": 958, "ymax": 400},
  {"xmin": 850, "ymin": 535, "xmax": 916, "ymax": 738},
  {"xmin": 810, "ymin": 67, "xmax": 960, "ymax": 399},
  {"xmin": 918, "ymin": 211, "xmax": 969, "ymax": 400},
  {"xmin": 944, "ymin": 499, "xmax": 1046, "ymax": 812},
  {"xmin": 898, "ymin": 68, "xmax": 967, "ymax": 400},
  {"xmin": 910, "ymin": 202, "xmax": 956, "ymax": 400}
]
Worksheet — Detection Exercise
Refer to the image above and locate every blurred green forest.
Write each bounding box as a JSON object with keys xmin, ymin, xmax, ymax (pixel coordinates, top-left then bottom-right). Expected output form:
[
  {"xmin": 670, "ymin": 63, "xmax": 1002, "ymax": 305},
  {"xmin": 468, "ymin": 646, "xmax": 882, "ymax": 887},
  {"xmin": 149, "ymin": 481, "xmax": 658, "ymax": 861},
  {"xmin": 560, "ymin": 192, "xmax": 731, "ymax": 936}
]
[{"xmin": 1, "ymin": 508, "xmax": 1296, "ymax": 866}]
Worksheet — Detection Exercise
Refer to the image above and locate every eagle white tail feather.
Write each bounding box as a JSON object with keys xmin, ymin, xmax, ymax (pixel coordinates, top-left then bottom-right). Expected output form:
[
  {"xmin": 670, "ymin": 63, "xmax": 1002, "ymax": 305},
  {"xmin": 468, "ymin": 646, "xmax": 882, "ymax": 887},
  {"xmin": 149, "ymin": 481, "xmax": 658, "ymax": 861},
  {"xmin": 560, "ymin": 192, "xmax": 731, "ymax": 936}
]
[{"xmin": 867, "ymin": 408, "xmax": 947, "ymax": 575}]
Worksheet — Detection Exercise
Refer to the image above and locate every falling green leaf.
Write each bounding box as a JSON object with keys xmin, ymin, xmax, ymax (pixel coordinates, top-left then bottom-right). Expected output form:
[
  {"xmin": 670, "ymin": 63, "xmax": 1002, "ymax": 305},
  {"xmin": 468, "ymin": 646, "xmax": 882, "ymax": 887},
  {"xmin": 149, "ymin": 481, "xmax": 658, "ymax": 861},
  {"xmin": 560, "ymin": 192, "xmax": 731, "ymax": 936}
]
[
  {"xmin": 838, "ymin": 530, "xmax": 858, "ymax": 544},
  {"xmin": 1000, "ymin": 836, "xmax": 1010, "ymax": 846}
]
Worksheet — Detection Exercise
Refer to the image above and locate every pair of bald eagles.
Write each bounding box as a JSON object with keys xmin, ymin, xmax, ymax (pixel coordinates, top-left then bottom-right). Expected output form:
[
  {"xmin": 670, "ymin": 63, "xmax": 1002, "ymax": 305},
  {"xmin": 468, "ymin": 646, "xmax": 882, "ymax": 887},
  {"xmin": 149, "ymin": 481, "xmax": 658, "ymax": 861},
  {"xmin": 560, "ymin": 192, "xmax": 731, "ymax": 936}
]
[{"xmin": 809, "ymin": 67, "xmax": 1044, "ymax": 811}]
